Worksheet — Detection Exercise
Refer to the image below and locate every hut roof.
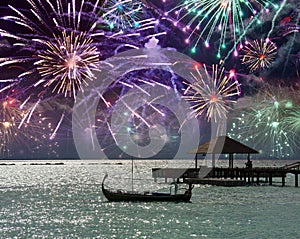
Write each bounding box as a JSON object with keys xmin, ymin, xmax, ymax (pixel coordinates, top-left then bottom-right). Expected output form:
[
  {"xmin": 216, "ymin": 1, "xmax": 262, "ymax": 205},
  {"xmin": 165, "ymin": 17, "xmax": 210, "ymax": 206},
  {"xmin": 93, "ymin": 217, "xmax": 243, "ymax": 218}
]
[{"xmin": 189, "ymin": 136, "xmax": 259, "ymax": 154}]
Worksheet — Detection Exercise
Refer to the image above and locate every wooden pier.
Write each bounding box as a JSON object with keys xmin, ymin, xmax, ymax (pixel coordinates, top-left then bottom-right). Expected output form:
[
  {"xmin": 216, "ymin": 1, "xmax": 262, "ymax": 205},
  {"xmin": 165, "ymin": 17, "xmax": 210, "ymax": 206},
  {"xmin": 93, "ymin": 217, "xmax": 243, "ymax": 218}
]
[{"xmin": 152, "ymin": 162, "xmax": 300, "ymax": 187}]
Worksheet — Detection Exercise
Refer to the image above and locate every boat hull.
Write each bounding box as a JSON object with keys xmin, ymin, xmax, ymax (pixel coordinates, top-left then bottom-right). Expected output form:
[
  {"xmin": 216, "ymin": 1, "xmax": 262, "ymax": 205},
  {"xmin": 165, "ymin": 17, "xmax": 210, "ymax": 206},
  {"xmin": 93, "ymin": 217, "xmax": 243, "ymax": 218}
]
[
  {"xmin": 102, "ymin": 186, "xmax": 192, "ymax": 202},
  {"xmin": 101, "ymin": 174, "xmax": 192, "ymax": 202}
]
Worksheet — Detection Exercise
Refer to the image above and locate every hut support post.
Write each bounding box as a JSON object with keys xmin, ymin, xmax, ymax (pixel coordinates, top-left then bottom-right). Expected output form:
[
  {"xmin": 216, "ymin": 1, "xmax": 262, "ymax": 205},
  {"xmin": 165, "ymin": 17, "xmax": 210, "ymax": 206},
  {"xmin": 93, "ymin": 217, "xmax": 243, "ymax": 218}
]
[
  {"xmin": 282, "ymin": 175, "xmax": 285, "ymax": 187},
  {"xmin": 212, "ymin": 154, "xmax": 215, "ymax": 168},
  {"xmin": 229, "ymin": 153, "xmax": 234, "ymax": 168}
]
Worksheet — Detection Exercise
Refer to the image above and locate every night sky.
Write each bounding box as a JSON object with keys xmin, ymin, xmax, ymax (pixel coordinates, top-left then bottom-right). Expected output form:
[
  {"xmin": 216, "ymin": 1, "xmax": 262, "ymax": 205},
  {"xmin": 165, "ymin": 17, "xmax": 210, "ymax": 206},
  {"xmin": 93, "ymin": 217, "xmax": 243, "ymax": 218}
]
[{"xmin": 0, "ymin": 0, "xmax": 299, "ymax": 160}]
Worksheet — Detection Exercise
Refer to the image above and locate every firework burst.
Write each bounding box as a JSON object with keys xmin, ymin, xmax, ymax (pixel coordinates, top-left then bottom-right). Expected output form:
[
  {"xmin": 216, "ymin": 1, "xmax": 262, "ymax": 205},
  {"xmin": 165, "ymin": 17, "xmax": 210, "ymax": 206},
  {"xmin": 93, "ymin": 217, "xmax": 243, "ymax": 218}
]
[
  {"xmin": 182, "ymin": 64, "xmax": 241, "ymax": 122},
  {"xmin": 228, "ymin": 85, "xmax": 300, "ymax": 158},
  {"xmin": 35, "ymin": 30, "xmax": 99, "ymax": 97},
  {"xmin": 164, "ymin": 0, "xmax": 280, "ymax": 57},
  {"xmin": 102, "ymin": 0, "xmax": 143, "ymax": 30},
  {"xmin": 0, "ymin": 0, "xmax": 141, "ymax": 99},
  {"xmin": 0, "ymin": 97, "xmax": 23, "ymax": 155},
  {"xmin": 241, "ymin": 39, "xmax": 277, "ymax": 72},
  {"xmin": 0, "ymin": 95, "xmax": 59, "ymax": 158}
]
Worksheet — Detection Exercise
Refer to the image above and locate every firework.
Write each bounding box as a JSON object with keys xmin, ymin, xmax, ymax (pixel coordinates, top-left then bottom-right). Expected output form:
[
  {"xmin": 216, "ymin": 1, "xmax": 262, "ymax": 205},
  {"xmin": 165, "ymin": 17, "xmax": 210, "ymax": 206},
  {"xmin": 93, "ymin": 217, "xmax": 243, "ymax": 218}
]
[
  {"xmin": 285, "ymin": 106, "xmax": 300, "ymax": 133},
  {"xmin": 87, "ymin": 69, "xmax": 184, "ymax": 158},
  {"xmin": 278, "ymin": 3, "xmax": 300, "ymax": 37},
  {"xmin": 35, "ymin": 31, "xmax": 99, "ymax": 97},
  {"xmin": 228, "ymin": 85, "xmax": 300, "ymax": 158},
  {"xmin": 0, "ymin": 97, "xmax": 23, "ymax": 155},
  {"xmin": 102, "ymin": 0, "xmax": 143, "ymax": 30},
  {"xmin": 0, "ymin": 95, "xmax": 59, "ymax": 158},
  {"xmin": 182, "ymin": 64, "xmax": 241, "ymax": 122},
  {"xmin": 0, "ymin": 0, "xmax": 141, "ymax": 99},
  {"xmin": 241, "ymin": 39, "xmax": 277, "ymax": 72},
  {"xmin": 164, "ymin": 0, "xmax": 279, "ymax": 57}
]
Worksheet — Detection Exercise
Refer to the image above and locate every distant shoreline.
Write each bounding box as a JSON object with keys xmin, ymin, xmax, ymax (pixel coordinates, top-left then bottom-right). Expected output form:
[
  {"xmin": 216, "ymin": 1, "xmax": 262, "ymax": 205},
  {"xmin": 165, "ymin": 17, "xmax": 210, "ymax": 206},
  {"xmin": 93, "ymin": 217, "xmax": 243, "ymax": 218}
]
[{"xmin": 1, "ymin": 158, "xmax": 299, "ymax": 161}]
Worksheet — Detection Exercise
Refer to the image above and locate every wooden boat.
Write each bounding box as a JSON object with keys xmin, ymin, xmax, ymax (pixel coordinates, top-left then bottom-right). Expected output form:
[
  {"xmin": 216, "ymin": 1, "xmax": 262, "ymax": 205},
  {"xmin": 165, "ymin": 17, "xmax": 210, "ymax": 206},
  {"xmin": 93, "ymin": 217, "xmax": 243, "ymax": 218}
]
[{"xmin": 102, "ymin": 174, "xmax": 193, "ymax": 202}]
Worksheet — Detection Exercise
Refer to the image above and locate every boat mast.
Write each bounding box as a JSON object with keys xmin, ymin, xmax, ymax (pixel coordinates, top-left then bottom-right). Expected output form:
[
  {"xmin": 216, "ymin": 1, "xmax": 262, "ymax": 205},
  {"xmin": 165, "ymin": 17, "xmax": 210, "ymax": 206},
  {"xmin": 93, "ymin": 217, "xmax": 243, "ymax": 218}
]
[{"xmin": 131, "ymin": 157, "xmax": 134, "ymax": 192}]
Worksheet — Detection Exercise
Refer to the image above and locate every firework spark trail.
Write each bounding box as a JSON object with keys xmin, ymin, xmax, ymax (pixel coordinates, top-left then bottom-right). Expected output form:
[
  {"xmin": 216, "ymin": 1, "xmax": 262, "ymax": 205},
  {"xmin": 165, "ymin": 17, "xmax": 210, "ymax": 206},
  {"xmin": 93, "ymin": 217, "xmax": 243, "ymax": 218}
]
[
  {"xmin": 277, "ymin": 2, "xmax": 300, "ymax": 37},
  {"xmin": 20, "ymin": 96, "xmax": 31, "ymax": 110},
  {"xmin": 107, "ymin": 121, "xmax": 118, "ymax": 146},
  {"xmin": 0, "ymin": 82, "xmax": 19, "ymax": 93},
  {"xmin": 18, "ymin": 99, "xmax": 40, "ymax": 129},
  {"xmin": 26, "ymin": 99, "xmax": 40, "ymax": 123},
  {"xmin": 267, "ymin": 0, "xmax": 287, "ymax": 39},
  {"xmin": 281, "ymin": 13, "xmax": 300, "ymax": 77},
  {"xmin": 132, "ymin": 83, "xmax": 151, "ymax": 96},
  {"xmin": 182, "ymin": 64, "xmax": 241, "ymax": 122},
  {"xmin": 136, "ymin": 19, "xmax": 160, "ymax": 32},
  {"xmin": 163, "ymin": 0, "xmax": 279, "ymax": 58},
  {"xmin": 119, "ymin": 98, "xmax": 151, "ymax": 128},
  {"xmin": 50, "ymin": 112, "xmax": 65, "ymax": 140},
  {"xmin": 146, "ymin": 96, "xmax": 166, "ymax": 117}
]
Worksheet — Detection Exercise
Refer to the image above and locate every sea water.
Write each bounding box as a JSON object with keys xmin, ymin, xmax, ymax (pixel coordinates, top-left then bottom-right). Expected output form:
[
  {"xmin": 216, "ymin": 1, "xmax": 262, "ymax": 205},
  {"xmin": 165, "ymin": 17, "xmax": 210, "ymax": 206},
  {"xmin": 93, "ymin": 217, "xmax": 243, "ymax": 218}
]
[{"xmin": 0, "ymin": 160, "xmax": 300, "ymax": 239}]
